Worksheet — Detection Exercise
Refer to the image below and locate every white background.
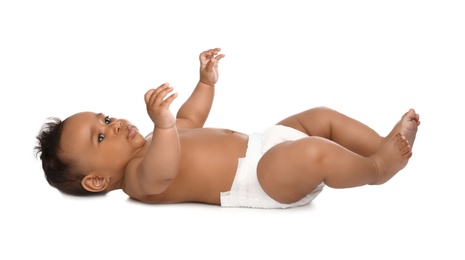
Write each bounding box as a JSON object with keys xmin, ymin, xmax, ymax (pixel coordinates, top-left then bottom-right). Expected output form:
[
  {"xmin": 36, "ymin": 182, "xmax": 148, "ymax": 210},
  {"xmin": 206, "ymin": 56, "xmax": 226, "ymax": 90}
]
[{"xmin": 1, "ymin": 1, "xmax": 464, "ymax": 259}]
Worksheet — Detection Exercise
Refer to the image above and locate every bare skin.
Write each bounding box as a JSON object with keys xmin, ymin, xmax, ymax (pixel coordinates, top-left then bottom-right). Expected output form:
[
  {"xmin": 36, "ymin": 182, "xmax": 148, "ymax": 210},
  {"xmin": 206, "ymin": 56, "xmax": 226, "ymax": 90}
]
[
  {"xmin": 58, "ymin": 48, "xmax": 420, "ymax": 206},
  {"xmin": 257, "ymin": 108, "xmax": 419, "ymax": 203}
]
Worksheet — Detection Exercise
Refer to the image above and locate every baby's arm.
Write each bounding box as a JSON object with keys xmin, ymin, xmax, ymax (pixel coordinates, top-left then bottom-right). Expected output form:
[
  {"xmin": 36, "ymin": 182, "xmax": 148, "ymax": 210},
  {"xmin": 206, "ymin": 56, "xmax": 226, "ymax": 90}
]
[
  {"xmin": 127, "ymin": 83, "xmax": 180, "ymax": 195},
  {"xmin": 176, "ymin": 48, "xmax": 225, "ymax": 129}
]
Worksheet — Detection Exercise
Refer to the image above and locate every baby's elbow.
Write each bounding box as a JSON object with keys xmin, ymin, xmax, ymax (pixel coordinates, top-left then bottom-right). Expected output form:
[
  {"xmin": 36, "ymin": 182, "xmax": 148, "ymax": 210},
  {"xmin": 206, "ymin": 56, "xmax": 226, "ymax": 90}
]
[
  {"xmin": 141, "ymin": 178, "xmax": 173, "ymax": 195},
  {"xmin": 138, "ymin": 162, "xmax": 179, "ymax": 195}
]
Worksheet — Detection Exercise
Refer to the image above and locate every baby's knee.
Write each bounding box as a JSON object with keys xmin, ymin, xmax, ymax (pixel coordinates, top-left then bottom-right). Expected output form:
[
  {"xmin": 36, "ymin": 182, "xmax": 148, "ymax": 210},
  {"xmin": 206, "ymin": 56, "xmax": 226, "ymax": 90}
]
[
  {"xmin": 298, "ymin": 137, "xmax": 332, "ymax": 164},
  {"xmin": 309, "ymin": 106, "xmax": 333, "ymax": 114}
]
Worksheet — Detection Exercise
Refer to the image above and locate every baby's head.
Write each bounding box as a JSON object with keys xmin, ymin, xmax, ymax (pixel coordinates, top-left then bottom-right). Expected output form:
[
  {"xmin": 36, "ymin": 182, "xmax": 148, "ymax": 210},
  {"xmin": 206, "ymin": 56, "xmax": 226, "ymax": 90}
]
[
  {"xmin": 35, "ymin": 112, "xmax": 146, "ymax": 195},
  {"xmin": 35, "ymin": 116, "xmax": 92, "ymax": 195}
]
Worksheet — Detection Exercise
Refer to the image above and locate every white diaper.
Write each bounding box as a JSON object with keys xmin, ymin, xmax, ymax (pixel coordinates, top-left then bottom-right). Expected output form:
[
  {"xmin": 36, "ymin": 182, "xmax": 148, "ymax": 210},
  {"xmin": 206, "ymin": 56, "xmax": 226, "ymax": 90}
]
[{"xmin": 220, "ymin": 125, "xmax": 325, "ymax": 209}]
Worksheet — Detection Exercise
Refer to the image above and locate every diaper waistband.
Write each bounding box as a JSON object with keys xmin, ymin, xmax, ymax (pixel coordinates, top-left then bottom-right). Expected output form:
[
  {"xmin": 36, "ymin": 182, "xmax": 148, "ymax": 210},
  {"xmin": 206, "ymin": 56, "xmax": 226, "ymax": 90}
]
[{"xmin": 246, "ymin": 132, "xmax": 263, "ymax": 157}]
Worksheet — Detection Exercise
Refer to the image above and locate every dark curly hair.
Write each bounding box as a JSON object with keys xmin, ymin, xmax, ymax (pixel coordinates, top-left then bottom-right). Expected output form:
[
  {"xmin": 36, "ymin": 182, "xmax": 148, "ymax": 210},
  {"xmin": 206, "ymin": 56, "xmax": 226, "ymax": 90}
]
[{"xmin": 34, "ymin": 117, "xmax": 98, "ymax": 196}]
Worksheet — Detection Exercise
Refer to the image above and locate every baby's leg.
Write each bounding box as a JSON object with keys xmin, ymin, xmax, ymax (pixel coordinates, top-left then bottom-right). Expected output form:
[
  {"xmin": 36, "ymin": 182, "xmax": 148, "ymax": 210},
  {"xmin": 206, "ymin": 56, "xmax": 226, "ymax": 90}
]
[
  {"xmin": 277, "ymin": 107, "xmax": 420, "ymax": 156},
  {"xmin": 257, "ymin": 133, "xmax": 412, "ymax": 204},
  {"xmin": 277, "ymin": 107, "xmax": 383, "ymax": 156}
]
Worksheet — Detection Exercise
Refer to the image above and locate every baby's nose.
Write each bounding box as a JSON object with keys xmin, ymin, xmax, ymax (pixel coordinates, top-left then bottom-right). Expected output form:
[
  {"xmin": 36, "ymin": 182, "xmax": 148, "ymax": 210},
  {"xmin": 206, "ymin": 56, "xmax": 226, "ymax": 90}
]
[{"xmin": 112, "ymin": 121, "xmax": 122, "ymax": 134}]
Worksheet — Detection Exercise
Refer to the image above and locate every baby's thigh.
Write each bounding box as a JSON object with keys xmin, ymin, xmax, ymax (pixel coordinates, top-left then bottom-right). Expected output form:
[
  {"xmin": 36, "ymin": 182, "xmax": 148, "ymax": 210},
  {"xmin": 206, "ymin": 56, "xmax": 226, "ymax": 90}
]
[{"xmin": 257, "ymin": 138, "xmax": 325, "ymax": 204}]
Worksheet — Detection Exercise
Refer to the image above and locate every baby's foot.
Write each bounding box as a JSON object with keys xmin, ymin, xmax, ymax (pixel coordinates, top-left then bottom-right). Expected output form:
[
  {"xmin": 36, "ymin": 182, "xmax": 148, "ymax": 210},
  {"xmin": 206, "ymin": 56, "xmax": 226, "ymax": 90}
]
[
  {"xmin": 384, "ymin": 109, "xmax": 420, "ymax": 148},
  {"xmin": 371, "ymin": 133, "xmax": 412, "ymax": 185}
]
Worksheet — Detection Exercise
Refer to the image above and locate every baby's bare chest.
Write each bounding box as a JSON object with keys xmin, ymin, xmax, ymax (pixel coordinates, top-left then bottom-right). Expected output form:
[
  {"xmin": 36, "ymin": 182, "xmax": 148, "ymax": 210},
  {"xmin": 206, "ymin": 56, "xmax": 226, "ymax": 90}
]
[{"xmin": 164, "ymin": 129, "xmax": 249, "ymax": 203}]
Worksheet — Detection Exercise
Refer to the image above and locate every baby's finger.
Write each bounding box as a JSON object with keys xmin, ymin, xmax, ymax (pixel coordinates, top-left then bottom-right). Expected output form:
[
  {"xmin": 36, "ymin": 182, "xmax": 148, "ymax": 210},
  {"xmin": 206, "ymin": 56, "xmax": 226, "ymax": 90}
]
[
  {"xmin": 144, "ymin": 83, "xmax": 169, "ymax": 104},
  {"xmin": 214, "ymin": 53, "xmax": 225, "ymax": 61},
  {"xmin": 200, "ymin": 48, "xmax": 220, "ymax": 59},
  {"xmin": 161, "ymin": 92, "xmax": 178, "ymax": 107},
  {"xmin": 144, "ymin": 89, "xmax": 156, "ymax": 105},
  {"xmin": 209, "ymin": 47, "xmax": 221, "ymax": 53},
  {"xmin": 153, "ymin": 83, "xmax": 170, "ymax": 96},
  {"xmin": 148, "ymin": 84, "xmax": 170, "ymax": 105},
  {"xmin": 153, "ymin": 86, "xmax": 175, "ymax": 106}
]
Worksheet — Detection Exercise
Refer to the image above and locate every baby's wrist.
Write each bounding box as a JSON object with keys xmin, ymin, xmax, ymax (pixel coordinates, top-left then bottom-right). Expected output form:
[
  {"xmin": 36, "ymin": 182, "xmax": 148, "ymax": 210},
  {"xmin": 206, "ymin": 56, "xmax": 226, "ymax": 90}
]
[
  {"xmin": 154, "ymin": 124, "xmax": 177, "ymax": 130},
  {"xmin": 199, "ymin": 80, "xmax": 215, "ymax": 88}
]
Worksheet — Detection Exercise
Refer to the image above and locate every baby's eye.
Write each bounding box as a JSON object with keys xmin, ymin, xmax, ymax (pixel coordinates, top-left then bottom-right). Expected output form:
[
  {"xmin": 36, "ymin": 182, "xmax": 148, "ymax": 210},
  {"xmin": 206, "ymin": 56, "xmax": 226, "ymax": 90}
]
[
  {"xmin": 98, "ymin": 134, "xmax": 105, "ymax": 143},
  {"xmin": 105, "ymin": 116, "xmax": 111, "ymax": 124}
]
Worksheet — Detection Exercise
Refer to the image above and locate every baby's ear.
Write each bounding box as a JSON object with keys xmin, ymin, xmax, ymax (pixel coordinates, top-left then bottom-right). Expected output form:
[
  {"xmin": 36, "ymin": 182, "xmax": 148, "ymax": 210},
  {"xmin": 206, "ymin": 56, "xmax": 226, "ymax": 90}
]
[{"xmin": 81, "ymin": 174, "xmax": 109, "ymax": 192}]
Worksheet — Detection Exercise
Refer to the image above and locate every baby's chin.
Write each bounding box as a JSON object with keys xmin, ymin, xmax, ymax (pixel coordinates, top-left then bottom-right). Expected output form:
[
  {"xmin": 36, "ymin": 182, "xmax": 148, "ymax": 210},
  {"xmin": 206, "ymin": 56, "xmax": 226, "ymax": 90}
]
[{"xmin": 132, "ymin": 132, "xmax": 147, "ymax": 148}]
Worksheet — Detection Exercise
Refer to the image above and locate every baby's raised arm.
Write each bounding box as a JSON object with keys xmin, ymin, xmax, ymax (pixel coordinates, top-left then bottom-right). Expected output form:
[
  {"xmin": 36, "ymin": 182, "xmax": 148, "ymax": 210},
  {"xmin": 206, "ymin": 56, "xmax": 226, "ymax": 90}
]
[
  {"xmin": 176, "ymin": 48, "xmax": 225, "ymax": 128},
  {"xmin": 125, "ymin": 83, "xmax": 181, "ymax": 196}
]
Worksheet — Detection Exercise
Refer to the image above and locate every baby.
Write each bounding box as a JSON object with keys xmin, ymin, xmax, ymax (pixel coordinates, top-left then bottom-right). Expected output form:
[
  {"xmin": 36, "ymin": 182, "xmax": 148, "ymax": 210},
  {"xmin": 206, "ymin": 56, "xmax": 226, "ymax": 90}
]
[{"xmin": 35, "ymin": 48, "xmax": 420, "ymax": 209}]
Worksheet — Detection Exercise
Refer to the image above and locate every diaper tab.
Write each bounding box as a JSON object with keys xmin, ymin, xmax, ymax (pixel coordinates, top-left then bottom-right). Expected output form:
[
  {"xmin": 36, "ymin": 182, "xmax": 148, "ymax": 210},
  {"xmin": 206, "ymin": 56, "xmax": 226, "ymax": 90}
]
[{"xmin": 245, "ymin": 133, "xmax": 263, "ymax": 157}]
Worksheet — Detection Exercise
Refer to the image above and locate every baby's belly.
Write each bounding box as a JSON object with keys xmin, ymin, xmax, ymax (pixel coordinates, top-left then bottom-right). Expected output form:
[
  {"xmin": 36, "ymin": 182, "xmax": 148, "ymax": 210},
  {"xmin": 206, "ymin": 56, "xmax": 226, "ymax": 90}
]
[{"xmin": 143, "ymin": 128, "xmax": 249, "ymax": 205}]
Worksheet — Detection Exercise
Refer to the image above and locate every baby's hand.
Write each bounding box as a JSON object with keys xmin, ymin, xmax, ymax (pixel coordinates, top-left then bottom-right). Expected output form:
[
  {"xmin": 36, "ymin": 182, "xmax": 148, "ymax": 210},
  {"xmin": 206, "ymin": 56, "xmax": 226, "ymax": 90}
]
[
  {"xmin": 144, "ymin": 83, "xmax": 178, "ymax": 129},
  {"xmin": 199, "ymin": 48, "xmax": 225, "ymax": 87}
]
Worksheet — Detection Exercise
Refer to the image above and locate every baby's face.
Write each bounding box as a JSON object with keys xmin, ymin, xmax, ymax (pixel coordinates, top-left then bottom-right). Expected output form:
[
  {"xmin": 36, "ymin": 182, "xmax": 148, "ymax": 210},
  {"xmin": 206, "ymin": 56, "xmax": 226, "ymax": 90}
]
[{"xmin": 60, "ymin": 112, "xmax": 146, "ymax": 176}]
